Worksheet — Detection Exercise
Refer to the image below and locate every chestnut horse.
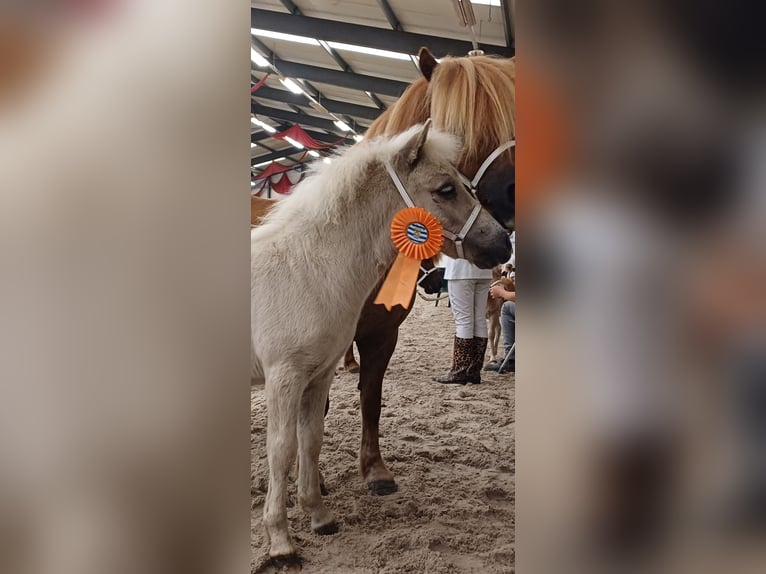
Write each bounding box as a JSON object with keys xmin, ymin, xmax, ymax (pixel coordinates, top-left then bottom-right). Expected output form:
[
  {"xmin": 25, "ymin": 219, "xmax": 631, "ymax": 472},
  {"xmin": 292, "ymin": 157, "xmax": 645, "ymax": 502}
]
[
  {"xmin": 251, "ymin": 195, "xmax": 274, "ymax": 226},
  {"xmin": 343, "ymin": 49, "xmax": 515, "ymax": 494}
]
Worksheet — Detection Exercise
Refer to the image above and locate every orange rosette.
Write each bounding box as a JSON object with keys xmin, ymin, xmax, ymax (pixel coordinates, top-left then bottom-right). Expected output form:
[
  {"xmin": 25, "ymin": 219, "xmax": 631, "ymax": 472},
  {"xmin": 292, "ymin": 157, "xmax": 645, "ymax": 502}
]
[{"xmin": 375, "ymin": 207, "xmax": 444, "ymax": 310}]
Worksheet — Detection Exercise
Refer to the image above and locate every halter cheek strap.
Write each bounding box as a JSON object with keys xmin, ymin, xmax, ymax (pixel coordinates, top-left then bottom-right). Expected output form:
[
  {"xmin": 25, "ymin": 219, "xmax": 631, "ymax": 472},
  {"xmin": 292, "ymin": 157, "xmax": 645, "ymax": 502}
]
[
  {"xmin": 458, "ymin": 140, "xmax": 516, "ymax": 195},
  {"xmin": 440, "ymin": 204, "xmax": 482, "ymax": 259},
  {"xmin": 384, "ymin": 160, "xmax": 481, "ymax": 260},
  {"xmin": 384, "ymin": 161, "xmax": 415, "ymax": 208}
]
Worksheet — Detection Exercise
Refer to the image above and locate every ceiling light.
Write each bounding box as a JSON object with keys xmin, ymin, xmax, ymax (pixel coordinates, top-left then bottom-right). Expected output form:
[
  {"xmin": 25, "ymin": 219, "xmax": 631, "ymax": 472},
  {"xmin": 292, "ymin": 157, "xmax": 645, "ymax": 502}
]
[
  {"xmin": 251, "ymin": 142, "xmax": 257, "ymax": 148},
  {"xmin": 353, "ymin": 135, "xmax": 363, "ymax": 142},
  {"xmin": 327, "ymin": 41, "xmax": 411, "ymax": 61},
  {"xmin": 470, "ymin": 0, "xmax": 501, "ymax": 5},
  {"xmin": 250, "ymin": 47, "xmax": 269, "ymax": 67},
  {"xmin": 251, "ymin": 29, "xmax": 320, "ymax": 46},
  {"xmin": 323, "ymin": 158, "xmax": 332, "ymax": 164},
  {"xmin": 280, "ymin": 77, "xmax": 304, "ymax": 94},
  {"xmin": 251, "ymin": 117, "xmax": 276, "ymax": 133},
  {"xmin": 284, "ymin": 136, "xmax": 305, "ymax": 149},
  {"xmin": 334, "ymin": 119, "xmax": 351, "ymax": 132},
  {"xmin": 308, "ymin": 150, "xmax": 320, "ymax": 158}
]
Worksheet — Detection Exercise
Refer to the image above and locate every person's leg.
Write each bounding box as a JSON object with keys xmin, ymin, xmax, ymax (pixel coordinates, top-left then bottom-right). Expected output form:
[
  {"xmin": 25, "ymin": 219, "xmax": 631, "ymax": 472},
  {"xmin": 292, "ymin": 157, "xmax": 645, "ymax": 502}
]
[
  {"xmin": 447, "ymin": 279, "xmax": 474, "ymax": 340},
  {"xmin": 467, "ymin": 279, "xmax": 491, "ymax": 383},
  {"xmin": 486, "ymin": 300, "xmax": 515, "ymax": 373},
  {"xmin": 501, "ymin": 300, "xmax": 516, "ymax": 355},
  {"xmin": 434, "ymin": 279, "xmax": 473, "ymax": 384}
]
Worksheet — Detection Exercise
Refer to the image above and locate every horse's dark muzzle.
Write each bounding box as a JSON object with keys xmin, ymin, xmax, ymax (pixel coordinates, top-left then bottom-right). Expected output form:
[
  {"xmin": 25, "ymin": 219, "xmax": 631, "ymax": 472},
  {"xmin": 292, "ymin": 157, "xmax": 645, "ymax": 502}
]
[{"xmin": 473, "ymin": 241, "xmax": 512, "ymax": 269}]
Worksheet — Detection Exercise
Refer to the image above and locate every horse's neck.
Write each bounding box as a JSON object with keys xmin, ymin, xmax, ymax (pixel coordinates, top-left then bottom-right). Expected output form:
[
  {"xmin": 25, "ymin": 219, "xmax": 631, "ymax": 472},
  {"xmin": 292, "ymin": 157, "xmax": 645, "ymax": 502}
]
[
  {"xmin": 300, "ymin": 166, "xmax": 401, "ymax": 298},
  {"xmin": 336, "ymin": 180, "xmax": 400, "ymax": 286}
]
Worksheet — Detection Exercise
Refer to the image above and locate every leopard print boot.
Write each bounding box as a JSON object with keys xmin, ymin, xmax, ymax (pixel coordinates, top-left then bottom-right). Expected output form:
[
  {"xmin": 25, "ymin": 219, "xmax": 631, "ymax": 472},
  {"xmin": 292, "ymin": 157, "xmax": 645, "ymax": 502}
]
[
  {"xmin": 467, "ymin": 337, "xmax": 488, "ymax": 384},
  {"xmin": 434, "ymin": 337, "xmax": 473, "ymax": 385}
]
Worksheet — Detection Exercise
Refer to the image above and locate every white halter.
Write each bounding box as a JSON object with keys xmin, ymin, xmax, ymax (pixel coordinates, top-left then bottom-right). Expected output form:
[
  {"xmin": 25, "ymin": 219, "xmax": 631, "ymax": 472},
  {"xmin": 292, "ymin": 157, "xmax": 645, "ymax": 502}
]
[
  {"xmin": 382, "ymin": 139, "xmax": 515, "ymax": 260},
  {"xmin": 383, "ymin": 160, "xmax": 482, "ymax": 260},
  {"xmin": 457, "ymin": 140, "xmax": 516, "ymax": 195},
  {"xmin": 417, "ymin": 264, "xmax": 441, "ymax": 286}
]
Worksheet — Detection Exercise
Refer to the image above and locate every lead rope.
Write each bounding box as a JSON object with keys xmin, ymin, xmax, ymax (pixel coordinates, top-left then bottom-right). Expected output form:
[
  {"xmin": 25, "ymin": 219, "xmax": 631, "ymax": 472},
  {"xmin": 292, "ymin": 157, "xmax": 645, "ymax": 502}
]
[
  {"xmin": 417, "ymin": 265, "xmax": 449, "ymax": 301},
  {"xmin": 416, "ymin": 289, "xmax": 450, "ymax": 302}
]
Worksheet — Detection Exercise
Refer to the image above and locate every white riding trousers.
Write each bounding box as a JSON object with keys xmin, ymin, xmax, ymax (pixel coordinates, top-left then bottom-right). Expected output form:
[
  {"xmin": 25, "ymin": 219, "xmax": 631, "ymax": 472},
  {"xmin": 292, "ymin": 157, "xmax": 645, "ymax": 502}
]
[{"xmin": 447, "ymin": 278, "xmax": 491, "ymax": 339}]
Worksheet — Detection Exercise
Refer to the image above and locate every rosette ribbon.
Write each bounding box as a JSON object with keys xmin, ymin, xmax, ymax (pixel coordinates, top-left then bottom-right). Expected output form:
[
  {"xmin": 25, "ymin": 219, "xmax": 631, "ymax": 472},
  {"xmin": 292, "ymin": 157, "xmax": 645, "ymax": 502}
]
[{"xmin": 375, "ymin": 207, "xmax": 444, "ymax": 310}]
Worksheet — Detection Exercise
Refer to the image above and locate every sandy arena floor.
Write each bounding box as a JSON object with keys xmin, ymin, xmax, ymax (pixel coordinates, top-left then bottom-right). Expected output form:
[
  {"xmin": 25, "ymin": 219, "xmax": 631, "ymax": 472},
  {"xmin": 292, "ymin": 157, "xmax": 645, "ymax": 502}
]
[{"xmin": 252, "ymin": 295, "xmax": 515, "ymax": 573}]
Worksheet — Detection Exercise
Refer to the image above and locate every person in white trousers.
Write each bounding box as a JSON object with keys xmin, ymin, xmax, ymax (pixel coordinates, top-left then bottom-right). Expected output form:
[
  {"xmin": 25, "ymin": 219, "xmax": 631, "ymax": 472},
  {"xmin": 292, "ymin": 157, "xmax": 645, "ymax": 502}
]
[{"xmin": 434, "ymin": 256, "xmax": 493, "ymax": 384}]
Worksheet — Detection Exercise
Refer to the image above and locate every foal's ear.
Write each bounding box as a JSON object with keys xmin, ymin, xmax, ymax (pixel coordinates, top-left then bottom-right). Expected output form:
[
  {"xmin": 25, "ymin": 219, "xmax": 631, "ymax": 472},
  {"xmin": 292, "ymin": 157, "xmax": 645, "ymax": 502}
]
[
  {"xmin": 418, "ymin": 47, "xmax": 438, "ymax": 81},
  {"xmin": 398, "ymin": 119, "xmax": 432, "ymax": 167}
]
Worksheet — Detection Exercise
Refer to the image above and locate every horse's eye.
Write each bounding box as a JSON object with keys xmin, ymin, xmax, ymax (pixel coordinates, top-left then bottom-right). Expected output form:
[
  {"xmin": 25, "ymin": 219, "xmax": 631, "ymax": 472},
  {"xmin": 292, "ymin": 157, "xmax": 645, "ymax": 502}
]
[{"xmin": 435, "ymin": 183, "xmax": 456, "ymax": 197}]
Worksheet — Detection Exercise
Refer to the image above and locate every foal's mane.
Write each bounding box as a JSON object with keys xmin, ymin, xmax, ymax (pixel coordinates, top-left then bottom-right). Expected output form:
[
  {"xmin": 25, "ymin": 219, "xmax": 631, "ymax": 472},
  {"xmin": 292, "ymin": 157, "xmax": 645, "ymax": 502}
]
[
  {"xmin": 366, "ymin": 55, "xmax": 515, "ymax": 177},
  {"xmin": 255, "ymin": 125, "xmax": 460, "ymax": 232}
]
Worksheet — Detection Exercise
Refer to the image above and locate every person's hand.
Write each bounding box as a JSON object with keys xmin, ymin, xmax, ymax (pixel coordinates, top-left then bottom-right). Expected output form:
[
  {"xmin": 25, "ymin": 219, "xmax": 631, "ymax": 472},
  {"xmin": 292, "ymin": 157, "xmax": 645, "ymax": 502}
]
[{"xmin": 489, "ymin": 285, "xmax": 506, "ymax": 299}]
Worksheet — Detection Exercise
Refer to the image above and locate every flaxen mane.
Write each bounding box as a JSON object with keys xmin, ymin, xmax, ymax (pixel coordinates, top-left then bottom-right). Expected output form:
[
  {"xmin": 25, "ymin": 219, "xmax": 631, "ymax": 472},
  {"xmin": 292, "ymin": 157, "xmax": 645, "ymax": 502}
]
[{"xmin": 366, "ymin": 55, "xmax": 515, "ymax": 177}]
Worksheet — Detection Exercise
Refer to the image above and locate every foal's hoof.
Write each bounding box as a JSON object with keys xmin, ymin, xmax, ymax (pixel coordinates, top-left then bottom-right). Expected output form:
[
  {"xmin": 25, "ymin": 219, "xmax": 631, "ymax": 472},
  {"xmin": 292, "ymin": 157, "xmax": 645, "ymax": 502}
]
[
  {"xmin": 346, "ymin": 363, "xmax": 360, "ymax": 374},
  {"xmin": 265, "ymin": 554, "xmax": 302, "ymax": 573},
  {"xmin": 368, "ymin": 479, "xmax": 398, "ymax": 496},
  {"xmin": 320, "ymin": 483, "xmax": 329, "ymax": 496},
  {"xmin": 313, "ymin": 520, "xmax": 339, "ymax": 535}
]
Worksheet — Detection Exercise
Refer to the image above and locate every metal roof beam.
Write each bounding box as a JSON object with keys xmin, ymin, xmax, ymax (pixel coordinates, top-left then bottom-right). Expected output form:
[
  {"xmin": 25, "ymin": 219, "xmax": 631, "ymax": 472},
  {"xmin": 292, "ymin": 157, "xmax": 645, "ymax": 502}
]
[
  {"xmin": 251, "ymin": 102, "xmax": 357, "ymax": 135},
  {"xmin": 273, "ymin": 58, "xmax": 408, "ymax": 97},
  {"xmin": 279, "ymin": 0, "xmax": 301, "ymax": 15},
  {"xmin": 252, "ymin": 35, "xmax": 383, "ymax": 131},
  {"xmin": 376, "ymin": 0, "xmax": 402, "ymax": 31},
  {"xmin": 251, "ymin": 138, "xmax": 278, "ymax": 152},
  {"xmin": 252, "ymin": 86, "xmax": 382, "ymax": 121},
  {"xmin": 501, "ymin": 0, "xmax": 514, "ymax": 50},
  {"xmin": 366, "ymin": 91, "xmax": 387, "ymax": 110},
  {"xmin": 252, "ymin": 127, "xmax": 350, "ymax": 150},
  {"xmin": 251, "ymin": 8, "xmax": 513, "ymax": 57},
  {"xmin": 252, "ymin": 149, "xmax": 302, "ymax": 165},
  {"xmin": 252, "ymin": 133, "xmax": 351, "ymax": 166},
  {"xmin": 251, "ymin": 131, "xmax": 277, "ymax": 143}
]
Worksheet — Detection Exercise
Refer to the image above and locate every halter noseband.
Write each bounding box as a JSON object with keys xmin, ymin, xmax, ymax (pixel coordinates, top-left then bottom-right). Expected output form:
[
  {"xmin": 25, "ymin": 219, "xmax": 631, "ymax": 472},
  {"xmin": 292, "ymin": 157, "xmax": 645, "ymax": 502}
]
[
  {"xmin": 417, "ymin": 264, "xmax": 441, "ymax": 286},
  {"xmin": 383, "ymin": 139, "xmax": 514, "ymax": 260}
]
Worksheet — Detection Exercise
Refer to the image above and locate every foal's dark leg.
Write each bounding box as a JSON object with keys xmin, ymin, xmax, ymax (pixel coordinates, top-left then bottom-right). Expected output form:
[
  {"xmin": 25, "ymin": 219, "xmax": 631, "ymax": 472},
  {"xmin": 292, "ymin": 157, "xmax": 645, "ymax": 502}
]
[{"xmin": 356, "ymin": 331, "xmax": 400, "ymax": 495}]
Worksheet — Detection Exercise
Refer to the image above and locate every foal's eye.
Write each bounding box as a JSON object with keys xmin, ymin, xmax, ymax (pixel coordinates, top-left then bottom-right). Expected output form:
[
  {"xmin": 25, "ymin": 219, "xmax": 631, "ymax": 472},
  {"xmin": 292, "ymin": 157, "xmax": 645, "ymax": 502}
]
[{"xmin": 435, "ymin": 183, "xmax": 456, "ymax": 198}]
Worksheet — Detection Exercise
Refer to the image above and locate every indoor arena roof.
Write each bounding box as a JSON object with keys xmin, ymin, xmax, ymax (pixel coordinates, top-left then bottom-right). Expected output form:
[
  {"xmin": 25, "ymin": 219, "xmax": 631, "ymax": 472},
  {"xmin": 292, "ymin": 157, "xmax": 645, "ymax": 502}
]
[{"xmin": 251, "ymin": 0, "xmax": 514, "ymax": 174}]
